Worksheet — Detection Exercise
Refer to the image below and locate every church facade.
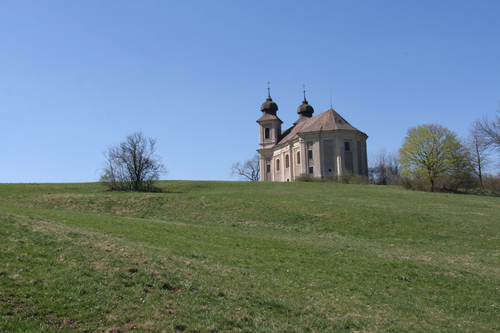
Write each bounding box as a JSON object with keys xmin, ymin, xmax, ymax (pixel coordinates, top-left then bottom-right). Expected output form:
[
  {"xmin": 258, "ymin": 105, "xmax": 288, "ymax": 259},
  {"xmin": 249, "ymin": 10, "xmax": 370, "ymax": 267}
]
[{"xmin": 257, "ymin": 90, "xmax": 368, "ymax": 182}]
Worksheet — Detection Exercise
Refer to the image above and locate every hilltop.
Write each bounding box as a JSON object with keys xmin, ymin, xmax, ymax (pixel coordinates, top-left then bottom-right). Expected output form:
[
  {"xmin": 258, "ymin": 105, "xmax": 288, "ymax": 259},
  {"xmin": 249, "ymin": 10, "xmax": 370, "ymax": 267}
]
[{"xmin": 1, "ymin": 181, "xmax": 499, "ymax": 332}]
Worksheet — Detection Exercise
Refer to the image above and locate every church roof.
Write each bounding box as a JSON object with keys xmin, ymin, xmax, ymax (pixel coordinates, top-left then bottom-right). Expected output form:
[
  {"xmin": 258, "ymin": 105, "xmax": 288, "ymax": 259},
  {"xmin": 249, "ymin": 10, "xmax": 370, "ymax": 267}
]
[{"xmin": 277, "ymin": 108, "xmax": 367, "ymax": 145}]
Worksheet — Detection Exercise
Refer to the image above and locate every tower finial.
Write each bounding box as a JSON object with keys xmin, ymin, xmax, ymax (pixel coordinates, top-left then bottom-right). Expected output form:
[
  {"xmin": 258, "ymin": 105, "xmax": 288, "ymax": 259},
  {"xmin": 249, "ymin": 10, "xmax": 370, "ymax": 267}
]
[
  {"xmin": 330, "ymin": 91, "xmax": 333, "ymax": 109},
  {"xmin": 267, "ymin": 81, "xmax": 271, "ymax": 97},
  {"xmin": 303, "ymin": 84, "xmax": 306, "ymax": 100}
]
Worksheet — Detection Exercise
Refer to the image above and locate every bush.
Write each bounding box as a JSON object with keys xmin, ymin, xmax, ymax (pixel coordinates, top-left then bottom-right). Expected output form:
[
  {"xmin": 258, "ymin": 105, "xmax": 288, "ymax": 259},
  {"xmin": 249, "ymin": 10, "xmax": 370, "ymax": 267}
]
[
  {"xmin": 349, "ymin": 175, "xmax": 369, "ymax": 185},
  {"xmin": 483, "ymin": 174, "xmax": 500, "ymax": 195},
  {"xmin": 400, "ymin": 174, "xmax": 431, "ymax": 192},
  {"xmin": 294, "ymin": 173, "xmax": 371, "ymax": 185},
  {"xmin": 401, "ymin": 168, "xmax": 479, "ymax": 194},
  {"xmin": 438, "ymin": 172, "xmax": 479, "ymax": 193},
  {"xmin": 339, "ymin": 170, "xmax": 353, "ymax": 184},
  {"xmin": 295, "ymin": 173, "xmax": 321, "ymax": 182}
]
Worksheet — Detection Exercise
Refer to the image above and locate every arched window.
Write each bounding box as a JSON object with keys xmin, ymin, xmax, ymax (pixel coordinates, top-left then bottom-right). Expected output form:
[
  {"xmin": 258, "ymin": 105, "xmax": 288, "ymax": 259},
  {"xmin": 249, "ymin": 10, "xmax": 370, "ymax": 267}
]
[
  {"xmin": 264, "ymin": 128, "xmax": 270, "ymax": 139},
  {"xmin": 276, "ymin": 159, "xmax": 280, "ymax": 171},
  {"xmin": 297, "ymin": 151, "xmax": 301, "ymax": 164},
  {"xmin": 285, "ymin": 154, "xmax": 290, "ymax": 168}
]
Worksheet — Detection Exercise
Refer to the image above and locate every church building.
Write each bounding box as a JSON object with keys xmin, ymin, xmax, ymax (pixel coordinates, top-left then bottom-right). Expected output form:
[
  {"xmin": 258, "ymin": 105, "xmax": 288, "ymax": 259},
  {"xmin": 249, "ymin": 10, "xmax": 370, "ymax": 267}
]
[{"xmin": 257, "ymin": 88, "xmax": 368, "ymax": 182}]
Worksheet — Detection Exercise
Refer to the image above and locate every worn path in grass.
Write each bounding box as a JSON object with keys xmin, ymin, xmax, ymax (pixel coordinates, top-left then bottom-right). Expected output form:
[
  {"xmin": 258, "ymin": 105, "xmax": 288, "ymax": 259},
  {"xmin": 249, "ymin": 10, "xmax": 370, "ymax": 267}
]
[{"xmin": 1, "ymin": 181, "xmax": 499, "ymax": 332}]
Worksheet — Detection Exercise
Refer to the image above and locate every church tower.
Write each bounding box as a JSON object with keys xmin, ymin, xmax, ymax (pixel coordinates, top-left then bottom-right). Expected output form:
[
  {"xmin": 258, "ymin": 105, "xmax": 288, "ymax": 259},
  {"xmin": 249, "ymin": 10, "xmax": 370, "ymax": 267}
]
[{"xmin": 257, "ymin": 86, "xmax": 282, "ymax": 149}]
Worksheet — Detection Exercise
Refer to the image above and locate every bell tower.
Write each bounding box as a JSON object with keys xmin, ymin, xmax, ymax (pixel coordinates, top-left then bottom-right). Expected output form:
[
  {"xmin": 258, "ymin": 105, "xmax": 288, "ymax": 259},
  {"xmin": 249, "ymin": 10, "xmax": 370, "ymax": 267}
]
[{"xmin": 257, "ymin": 85, "xmax": 282, "ymax": 149}]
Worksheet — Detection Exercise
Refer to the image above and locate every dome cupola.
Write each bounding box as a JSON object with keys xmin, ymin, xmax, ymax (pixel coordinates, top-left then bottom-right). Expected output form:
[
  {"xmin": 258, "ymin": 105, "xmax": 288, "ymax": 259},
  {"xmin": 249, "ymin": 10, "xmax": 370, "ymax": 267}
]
[
  {"xmin": 260, "ymin": 86, "xmax": 278, "ymax": 116},
  {"xmin": 295, "ymin": 86, "xmax": 314, "ymax": 123},
  {"xmin": 297, "ymin": 97, "xmax": 314, "ymax": 116},
  {"xmin": 261, "ymin": 96, "xmax": 278, "ymax": 113}
]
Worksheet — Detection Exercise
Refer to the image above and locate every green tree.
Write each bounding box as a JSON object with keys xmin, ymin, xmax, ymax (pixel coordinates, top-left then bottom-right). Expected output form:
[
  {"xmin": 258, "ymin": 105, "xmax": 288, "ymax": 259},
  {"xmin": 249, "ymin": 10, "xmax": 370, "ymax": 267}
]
[{"xmin": 398, "ymin": 124, "xmax": 464, "ymax": 192}]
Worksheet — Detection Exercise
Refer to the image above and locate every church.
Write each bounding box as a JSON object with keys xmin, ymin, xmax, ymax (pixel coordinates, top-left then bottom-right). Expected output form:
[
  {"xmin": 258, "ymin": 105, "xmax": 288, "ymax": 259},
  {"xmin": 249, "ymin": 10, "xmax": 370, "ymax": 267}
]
[{"xmin": 257, "ymin": 88, "xmax": 368, "ymax": 182}]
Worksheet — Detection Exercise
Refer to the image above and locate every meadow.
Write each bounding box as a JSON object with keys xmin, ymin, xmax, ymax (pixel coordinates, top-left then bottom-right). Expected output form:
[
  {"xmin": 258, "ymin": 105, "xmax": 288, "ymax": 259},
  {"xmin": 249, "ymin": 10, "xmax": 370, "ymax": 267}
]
[{"xmin": 0, "ymin": 181, "xmax": 499, "ymax": 332}]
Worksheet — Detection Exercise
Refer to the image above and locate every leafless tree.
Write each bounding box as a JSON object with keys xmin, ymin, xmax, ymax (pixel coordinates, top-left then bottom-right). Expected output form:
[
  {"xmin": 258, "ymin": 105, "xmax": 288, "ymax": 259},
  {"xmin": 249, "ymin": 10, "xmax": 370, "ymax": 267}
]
[
  {"xmin": 368, "ymin": 148, "xmax": 400, "ymax": 185},
  {"xmin": 464, "ymin": 120, "xmax": 492, "ymax": 190},
  {"xmin": 478, "ymin": 106, "xmax": 500, "ymax": 152},
  {"xmin": 100, "ymin": 132, "xmax": 167, "ymax": 191},
  {"xmin": 230, "ymin": 154, "xmax": 260, "ymax": 181}
]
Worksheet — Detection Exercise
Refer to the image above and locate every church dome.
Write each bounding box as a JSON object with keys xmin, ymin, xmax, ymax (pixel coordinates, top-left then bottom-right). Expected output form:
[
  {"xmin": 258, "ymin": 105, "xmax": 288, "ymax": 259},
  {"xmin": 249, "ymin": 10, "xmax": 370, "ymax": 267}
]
[
  {"xmin": 261, "ymin": 96, "xmax": 278, "ymax": 112},
  {"xmin": 297, "ymin": 98, "xmax": 314, "ymax": 116}
]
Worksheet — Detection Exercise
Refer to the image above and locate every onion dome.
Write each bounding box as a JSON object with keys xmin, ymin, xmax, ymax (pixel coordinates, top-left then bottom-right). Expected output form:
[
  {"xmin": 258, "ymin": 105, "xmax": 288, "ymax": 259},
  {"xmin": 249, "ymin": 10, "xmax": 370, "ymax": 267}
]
[
  {"xmin": 257, "ymin": 84, "xmax": 282, "ymax": 124},
  {"xmin": 293, "ymin": 87, "xmax": 314, "ymax": 125},
  {"xmin": 297, "ymin": 86, "xmax": 314, "ymax": 118},
  {"xmin": 261, "ymin": 95, "xmax": 278, "ymax": 115},
  {"xmin": 297, "ymin": 97, "xmax": 314, "ymax": 117}
]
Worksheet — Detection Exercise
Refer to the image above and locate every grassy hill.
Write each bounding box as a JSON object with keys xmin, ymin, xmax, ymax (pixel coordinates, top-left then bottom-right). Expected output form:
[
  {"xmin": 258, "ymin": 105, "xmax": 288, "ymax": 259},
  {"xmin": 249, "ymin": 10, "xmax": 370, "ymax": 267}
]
[{"xmin": 1, "ymin": 181, "xmax": 499, "ymax": 332}]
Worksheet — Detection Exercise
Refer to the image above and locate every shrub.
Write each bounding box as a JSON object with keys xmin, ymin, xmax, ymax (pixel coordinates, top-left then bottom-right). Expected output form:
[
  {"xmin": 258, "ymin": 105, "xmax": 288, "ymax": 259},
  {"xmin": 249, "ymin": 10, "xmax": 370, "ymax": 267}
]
[
  {"xmin": 400, "ymin": 174, "xmax": 431, "ymax": 192},
  {"xmin": 483, "ymin": 174, "xmax": 500, "ymax": 195},
  {"xmin": 340, "ymin": 170, "xmax": 353, "ymax": 184},
  {"xmin": 438, "ymin": 172, "xmax": 479, "ymax": 193},
  {"xmin": 295, "ymin": 173, "xmax": 320, "ymax": 182},
  {"xmin": 401, "ymin": 169, "xmax": 479, "ymax": 194},
  {"xmin": 349, "ymin": 175, "xmax": 369, "ymax": 185}
]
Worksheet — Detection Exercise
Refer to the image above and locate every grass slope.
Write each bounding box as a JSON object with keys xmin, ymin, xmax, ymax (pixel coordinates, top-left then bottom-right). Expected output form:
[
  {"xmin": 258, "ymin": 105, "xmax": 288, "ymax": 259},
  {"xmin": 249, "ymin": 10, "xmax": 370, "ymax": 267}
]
[{"xmin": 1, "ymin": 181, "xmax": 499, "ymax": 332}]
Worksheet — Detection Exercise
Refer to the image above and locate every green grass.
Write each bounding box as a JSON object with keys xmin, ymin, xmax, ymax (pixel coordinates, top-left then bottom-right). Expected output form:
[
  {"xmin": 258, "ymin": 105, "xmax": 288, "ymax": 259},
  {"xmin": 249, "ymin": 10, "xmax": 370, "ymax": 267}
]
[{"xmin": 1, "ymin": 181, "xmax": 499, "ymax": 332}]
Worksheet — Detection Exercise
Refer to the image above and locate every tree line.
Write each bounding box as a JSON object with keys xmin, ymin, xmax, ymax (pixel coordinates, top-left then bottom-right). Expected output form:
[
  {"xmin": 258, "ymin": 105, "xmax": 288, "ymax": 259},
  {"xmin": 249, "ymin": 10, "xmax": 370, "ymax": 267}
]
[
  {"xmin": 231, "ymin": 105, "xmax": 500, "ymax": 195},
  {"xmin": 370, "ymin": 108, "xmax": 500, "ymax": 194},
  {"xmin": 97, "ymin": 107, "xmax": 499, "ymax": 194}
]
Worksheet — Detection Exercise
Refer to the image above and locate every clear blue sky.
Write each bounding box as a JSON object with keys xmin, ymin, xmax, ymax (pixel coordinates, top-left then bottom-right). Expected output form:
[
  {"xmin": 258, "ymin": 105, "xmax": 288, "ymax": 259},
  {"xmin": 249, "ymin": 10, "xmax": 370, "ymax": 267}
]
[{"xmin": 1, "ymin": 0, "xmax": 499, "ymax": 183}]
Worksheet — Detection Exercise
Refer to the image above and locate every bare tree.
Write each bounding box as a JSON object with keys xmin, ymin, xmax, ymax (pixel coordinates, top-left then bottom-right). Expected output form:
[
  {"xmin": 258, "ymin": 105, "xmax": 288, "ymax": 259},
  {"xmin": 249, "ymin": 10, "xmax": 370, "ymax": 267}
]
[
  {"xmin": 369, "ymin": 148, "xmax": 400, "ymax": 185},
  {"xmin": 100, "ymin": 132, "xmax": 167, "ymax": 191},
  {"xmin": 478, "ymin": 107, "xmax": 500, "ymax": 152},
  {"xmin": 230, "ymin": 154, "xmax": 260, "ymax": 181},
  {"xmin": 464, "ymin": 120, "xmax": 492, "ymax": 190}
]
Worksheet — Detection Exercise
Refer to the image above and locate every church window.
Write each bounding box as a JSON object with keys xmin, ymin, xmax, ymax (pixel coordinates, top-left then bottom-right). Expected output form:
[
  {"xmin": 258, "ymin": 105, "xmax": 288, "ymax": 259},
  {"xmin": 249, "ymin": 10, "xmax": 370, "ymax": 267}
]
[
  {"xmin": 266, "ymin": 164, "xmax": 271, "ymax": 173},
  {"xmin": 308, "ymin": 166, "xmax": 314, "ymax": 174},
  {"xmin": 297, "ymin": 151, "xmax": 301, "ymax": 164},
  {"xmin": 264, "ymin": 128, "xmax": 270, "ymax": 139},
  {"xmin": 357, "ymin": 141, "xmax": 363, "ymax": 175},
  {"xmin": 285, "ymin": 154, "xmax": 290, "ymax": 168},
  {"xmin": 344, "ymin": 141, "xmax": 351, "ymax": 151},
  {"xmin": 308, "ymin": 150, "xmax": 313, "ymax": 159},
  {"xmin": 276, "ymin": 159, "xmax": 280, "ymax": 171}
]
